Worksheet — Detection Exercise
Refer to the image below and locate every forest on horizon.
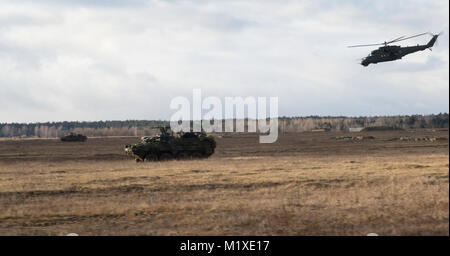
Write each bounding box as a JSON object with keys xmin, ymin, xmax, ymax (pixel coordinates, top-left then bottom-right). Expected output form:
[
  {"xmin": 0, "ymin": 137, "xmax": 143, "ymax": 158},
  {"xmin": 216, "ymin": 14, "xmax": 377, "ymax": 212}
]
[{"xmin": 1, "ymin": 114, "xmax": 448, "ymax": 138}]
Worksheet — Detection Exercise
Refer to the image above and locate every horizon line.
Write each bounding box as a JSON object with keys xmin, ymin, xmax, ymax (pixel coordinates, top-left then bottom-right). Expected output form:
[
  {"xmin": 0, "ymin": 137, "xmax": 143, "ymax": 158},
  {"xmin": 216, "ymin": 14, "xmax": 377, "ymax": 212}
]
[{"xmin": 1, "ymin": 113, "xmax": 449, "ymax": 125}]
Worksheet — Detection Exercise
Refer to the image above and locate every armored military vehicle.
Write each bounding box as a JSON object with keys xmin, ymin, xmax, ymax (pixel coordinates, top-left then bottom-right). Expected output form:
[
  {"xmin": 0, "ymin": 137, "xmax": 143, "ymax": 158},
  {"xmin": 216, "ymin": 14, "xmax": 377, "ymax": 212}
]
[
  {"xmin": 60, "ymin": 133, "xmax": 88, "ymax": 142},
  {"xmin": 125, "ymin": 127, "xmax": 216, "ymax": 162}
]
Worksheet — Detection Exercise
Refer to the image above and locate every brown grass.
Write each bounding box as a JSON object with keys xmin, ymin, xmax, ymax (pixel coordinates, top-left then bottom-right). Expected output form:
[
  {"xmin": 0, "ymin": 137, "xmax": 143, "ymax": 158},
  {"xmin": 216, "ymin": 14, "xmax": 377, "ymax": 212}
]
[{"xmin": 0, "ymin": 130, "xmax": 448, "ymax": 235}]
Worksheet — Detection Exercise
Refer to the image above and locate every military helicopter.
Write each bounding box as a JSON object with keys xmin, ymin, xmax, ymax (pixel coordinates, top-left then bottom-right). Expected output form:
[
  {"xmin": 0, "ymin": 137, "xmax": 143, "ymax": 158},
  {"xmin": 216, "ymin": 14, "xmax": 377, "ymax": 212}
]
[{"xmin": 348, "ymin": 32, "xmax": 441, "ymax": 66}]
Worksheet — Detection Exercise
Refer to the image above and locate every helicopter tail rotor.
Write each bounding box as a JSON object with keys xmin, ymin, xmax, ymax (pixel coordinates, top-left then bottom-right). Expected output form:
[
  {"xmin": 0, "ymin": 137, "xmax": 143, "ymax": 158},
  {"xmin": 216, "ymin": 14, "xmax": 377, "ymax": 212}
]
[
  {"xmin": 427, "ymin": 31, "xmax": 444, "ymax": 37},
  {"xmin": 426, "ymin": 32, "xmax": 442, "ymax": 49}
]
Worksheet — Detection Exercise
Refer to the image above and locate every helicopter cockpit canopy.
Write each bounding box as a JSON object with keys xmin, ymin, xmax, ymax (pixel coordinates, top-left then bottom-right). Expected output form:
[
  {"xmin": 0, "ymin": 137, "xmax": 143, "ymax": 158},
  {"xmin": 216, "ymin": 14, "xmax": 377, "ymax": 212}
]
[{"xmin": 370, "ymin": 49, "xmax": 379, "ymax": 56}]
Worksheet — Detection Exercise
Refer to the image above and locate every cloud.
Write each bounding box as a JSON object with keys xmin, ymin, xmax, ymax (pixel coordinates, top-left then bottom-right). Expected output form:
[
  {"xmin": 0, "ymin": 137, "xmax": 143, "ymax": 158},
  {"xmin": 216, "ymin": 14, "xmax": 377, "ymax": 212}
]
[{"xmin": 0, "ymin": 0, "xmax": 448, "ymax": 122}]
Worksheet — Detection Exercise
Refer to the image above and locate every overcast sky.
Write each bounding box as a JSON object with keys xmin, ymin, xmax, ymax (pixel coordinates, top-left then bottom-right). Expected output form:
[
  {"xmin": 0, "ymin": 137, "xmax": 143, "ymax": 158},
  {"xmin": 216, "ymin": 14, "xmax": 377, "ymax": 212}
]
[{"xmin": 0, "ymin": 0, "xmax": 448, "ymax": 123}]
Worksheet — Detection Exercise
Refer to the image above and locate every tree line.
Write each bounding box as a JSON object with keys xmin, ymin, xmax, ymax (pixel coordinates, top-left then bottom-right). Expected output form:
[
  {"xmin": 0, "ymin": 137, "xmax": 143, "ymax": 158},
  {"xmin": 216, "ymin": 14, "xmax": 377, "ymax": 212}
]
[{"xmin": 0, "ymin": 114, "xmax": 448, "ymax": 138}]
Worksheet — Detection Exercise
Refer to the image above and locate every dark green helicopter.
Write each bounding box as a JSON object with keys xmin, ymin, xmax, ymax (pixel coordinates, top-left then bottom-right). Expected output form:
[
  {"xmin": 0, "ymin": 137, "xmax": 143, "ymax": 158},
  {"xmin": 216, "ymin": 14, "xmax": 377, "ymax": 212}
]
[{"xmin": 348, "ymin": 32, "xmax": 441, "ymax": 66}]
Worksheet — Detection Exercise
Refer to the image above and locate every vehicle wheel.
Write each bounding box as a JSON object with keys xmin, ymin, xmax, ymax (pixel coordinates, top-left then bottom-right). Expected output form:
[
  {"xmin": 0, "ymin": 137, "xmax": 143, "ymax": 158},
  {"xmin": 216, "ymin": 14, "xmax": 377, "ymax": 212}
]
[
  {"xmin": 191, "ymin": 152, "xmax": 203, "ymax": 159},
  {"xmin": 176, "ymin": 152, "xmax": 191, "ymax": 160},
  {"xmin": 159, "ymin": 153, "xmax": 173, "ymax": 161},
  {"xmin": 135, "ymin": 158, "xmax": 142, "ymax": 163}
]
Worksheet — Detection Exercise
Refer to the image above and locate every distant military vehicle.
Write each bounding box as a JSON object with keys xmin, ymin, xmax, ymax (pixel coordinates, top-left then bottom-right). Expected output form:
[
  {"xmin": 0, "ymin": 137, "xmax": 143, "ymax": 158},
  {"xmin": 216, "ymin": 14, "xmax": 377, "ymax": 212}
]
[
  {"xmin": 60, "ymin": 133, "xmax": 87, "ymax": 142},
  {"xmin": 125, "ymin": 127, "xmax": 216, "ymax": 162}
]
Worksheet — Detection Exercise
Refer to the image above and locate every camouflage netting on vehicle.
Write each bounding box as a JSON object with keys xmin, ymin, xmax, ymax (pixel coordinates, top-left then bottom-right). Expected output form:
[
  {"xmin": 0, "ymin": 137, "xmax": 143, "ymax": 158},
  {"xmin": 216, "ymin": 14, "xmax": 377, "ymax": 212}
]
[{"xmin": 125, "ymin": 128, "xmax": 216, "ymax": 162}]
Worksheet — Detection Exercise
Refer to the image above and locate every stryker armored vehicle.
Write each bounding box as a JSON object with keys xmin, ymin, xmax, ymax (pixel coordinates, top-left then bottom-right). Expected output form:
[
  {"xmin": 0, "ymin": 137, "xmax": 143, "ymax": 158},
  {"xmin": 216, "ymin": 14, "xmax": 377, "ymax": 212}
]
[
  {"xmin": 60, "ymin": 132, "xmax": 88, "ymax": 142},
  {"xmin": 125, "ymin": 127, "xmax": 216, "ymax": 162}
]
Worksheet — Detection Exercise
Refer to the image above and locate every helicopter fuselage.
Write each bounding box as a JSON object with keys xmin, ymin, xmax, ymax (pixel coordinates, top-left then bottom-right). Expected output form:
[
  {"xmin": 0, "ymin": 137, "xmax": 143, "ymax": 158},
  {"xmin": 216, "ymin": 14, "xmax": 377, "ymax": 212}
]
[{"xmin": 360, "ymin": 34, "xmax": 439, "ymax": 66}]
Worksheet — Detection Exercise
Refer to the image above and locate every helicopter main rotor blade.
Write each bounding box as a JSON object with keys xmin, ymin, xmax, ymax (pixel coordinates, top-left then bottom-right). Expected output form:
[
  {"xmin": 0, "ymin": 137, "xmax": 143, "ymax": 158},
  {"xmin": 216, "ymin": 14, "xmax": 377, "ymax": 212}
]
[
  {"xmin": 386, "ymin": 35, "xmax": 406, "ymax": 44},
  {"xmin": 347, "ymin": 43, "xmax": 385, "ymax": 48},
  {"xmin": 389, "ymin": 32, "xmax": 428, "ymax": 43},
  {"xmin": 348, "ymin": 32, "xmax": 429, "ymax": 48},
  {"xmin": 348, "ymin": 35, "xmax": 405, "ymax": 48}
]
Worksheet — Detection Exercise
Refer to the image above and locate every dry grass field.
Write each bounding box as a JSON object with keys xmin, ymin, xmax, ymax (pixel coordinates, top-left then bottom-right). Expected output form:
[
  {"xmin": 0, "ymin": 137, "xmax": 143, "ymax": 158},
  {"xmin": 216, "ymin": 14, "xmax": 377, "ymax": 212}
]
[{"xmin": 0, "ymin": 130, "xmax": 448, "ymax": 235}]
